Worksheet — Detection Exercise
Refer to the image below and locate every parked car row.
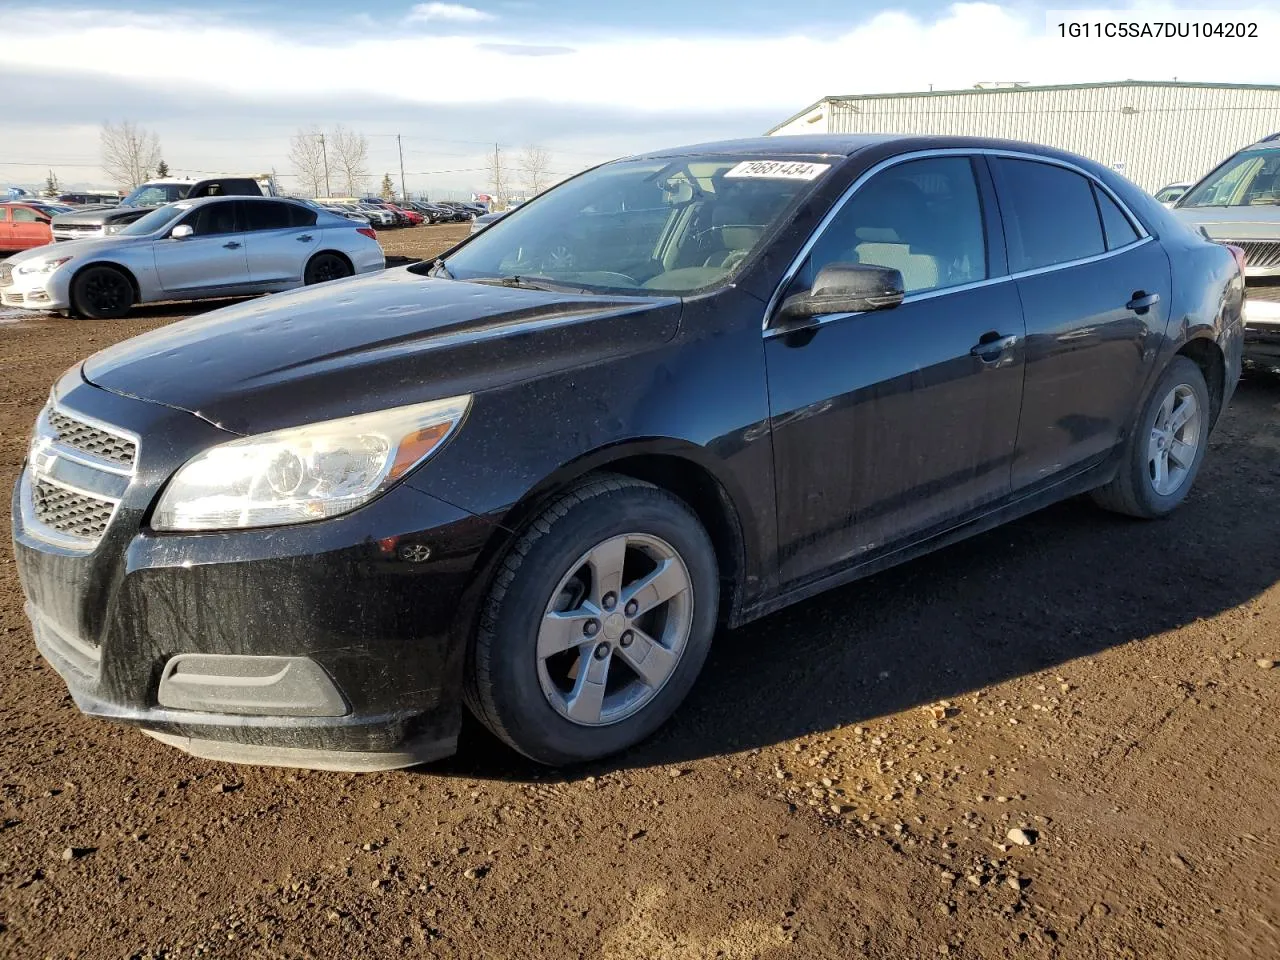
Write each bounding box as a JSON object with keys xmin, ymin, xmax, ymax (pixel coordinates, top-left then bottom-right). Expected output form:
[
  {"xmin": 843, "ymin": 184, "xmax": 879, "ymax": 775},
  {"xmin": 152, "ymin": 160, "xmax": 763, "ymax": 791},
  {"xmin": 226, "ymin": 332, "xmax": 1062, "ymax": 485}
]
[
  {"xmin": 1, "ymin": 196, "xmax": 384, "ymax": 318},
  {"xmin": 51, "ymin": 175, "xmax": 280, "ymax": 242}
]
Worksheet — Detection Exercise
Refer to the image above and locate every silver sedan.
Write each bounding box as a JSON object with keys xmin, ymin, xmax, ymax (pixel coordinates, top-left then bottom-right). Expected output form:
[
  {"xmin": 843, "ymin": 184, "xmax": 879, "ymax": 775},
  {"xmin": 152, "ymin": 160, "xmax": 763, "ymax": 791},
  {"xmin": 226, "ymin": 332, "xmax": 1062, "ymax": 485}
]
[{"xmin": 0, "ymin": 196, "xmax": 385, "ymax": 319}]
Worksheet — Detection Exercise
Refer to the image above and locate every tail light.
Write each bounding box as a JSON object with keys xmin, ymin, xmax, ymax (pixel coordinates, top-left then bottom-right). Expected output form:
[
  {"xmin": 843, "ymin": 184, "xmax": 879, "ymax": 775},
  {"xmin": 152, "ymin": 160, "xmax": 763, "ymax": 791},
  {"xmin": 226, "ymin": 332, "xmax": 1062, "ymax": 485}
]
[
  {"xmin": 1224, "ymin": 243, "xmax": 1247, "ymax": 275},
  {"xmin": 357, "ymin": 227, "xmax": 377, "ymax": 240}
]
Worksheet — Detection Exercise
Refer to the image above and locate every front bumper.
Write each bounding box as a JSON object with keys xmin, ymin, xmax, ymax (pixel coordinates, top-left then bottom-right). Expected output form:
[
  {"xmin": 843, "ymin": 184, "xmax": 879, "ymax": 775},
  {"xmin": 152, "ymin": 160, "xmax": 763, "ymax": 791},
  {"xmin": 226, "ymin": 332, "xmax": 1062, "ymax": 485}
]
[
  {"xmin": 1244, "ymin": 295, "xmax": 1280, "ymax": 363},
  {"xmin": 13, "ymin": 378, "xmax": 496, "ymax": 770},
  {"xmin": 0, "ymin": 270, "xmax": 69, "ymax": 311}
]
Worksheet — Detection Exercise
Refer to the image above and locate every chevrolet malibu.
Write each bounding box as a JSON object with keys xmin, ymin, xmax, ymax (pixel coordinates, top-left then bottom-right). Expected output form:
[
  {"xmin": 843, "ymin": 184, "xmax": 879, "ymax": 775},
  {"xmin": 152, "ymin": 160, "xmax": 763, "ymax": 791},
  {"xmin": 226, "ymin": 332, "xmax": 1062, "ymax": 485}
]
[
  {"xmin": 0, "ymin": 196, "xmax": 384, "ymax": 318},
  {"xmin": 13, "ymin": 135, "xmax": 1244, "ymax": 771}
]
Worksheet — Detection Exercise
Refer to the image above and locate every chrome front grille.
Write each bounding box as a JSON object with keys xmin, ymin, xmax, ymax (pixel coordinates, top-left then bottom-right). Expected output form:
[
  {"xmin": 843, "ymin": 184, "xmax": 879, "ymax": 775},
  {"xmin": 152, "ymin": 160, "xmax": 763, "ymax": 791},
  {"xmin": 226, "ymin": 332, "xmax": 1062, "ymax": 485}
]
[
  {"xmin": 47, "ymin": 408, "xmax": 137, "ymax": 467},
  {"xmin": 23, "ymin": 403, "xmax": 138, "ymax": 549},
  {"xmin": 31, "ymin": 478, "xmax": 116, "ymax": 539},
  {"xmin": 0, "ymin": 263, "xmax": 12, "ymax": 287},
  {"xmin": 1232, "ymin": 239, "xmax": 1280, "ymax": 270}
]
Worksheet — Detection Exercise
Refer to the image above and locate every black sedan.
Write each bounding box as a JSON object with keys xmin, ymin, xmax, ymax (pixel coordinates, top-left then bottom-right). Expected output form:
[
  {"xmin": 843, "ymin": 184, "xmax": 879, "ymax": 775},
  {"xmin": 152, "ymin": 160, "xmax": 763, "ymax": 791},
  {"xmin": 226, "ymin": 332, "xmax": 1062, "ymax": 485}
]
[{"xmin": 12, "ymin": 134, "xmax": 1244, "ymax": 771}]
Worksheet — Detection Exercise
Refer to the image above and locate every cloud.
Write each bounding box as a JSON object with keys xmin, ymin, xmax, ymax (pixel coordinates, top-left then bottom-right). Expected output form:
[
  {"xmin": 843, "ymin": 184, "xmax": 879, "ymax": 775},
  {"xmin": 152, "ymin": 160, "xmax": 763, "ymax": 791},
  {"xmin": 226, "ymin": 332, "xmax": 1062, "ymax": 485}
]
[
  {"xmin": 476, "ymin": 42, "xmax": 575, "ymax": 56},
  {"xmin": 406, "ymin": 2, "xmax": 496, "ymax": 22},
  {"xmin": 6, "ymin": 2, "xmax": 1280, "ymax": 191}
]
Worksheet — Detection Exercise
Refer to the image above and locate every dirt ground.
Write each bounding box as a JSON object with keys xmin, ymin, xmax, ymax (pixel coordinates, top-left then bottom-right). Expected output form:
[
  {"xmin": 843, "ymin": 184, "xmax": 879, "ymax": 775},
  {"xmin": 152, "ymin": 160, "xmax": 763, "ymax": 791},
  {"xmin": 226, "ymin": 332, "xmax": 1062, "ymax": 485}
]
[{"xmin": 1, "ymin": 224, "xmax": 1278, "ymax": 960}]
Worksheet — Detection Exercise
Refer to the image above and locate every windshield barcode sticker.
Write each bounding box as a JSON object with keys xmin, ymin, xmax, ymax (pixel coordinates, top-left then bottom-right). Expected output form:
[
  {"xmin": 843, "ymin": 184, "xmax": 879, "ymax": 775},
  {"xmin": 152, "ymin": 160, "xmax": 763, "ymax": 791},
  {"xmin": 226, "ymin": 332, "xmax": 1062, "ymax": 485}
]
[{"xmin": 725, "ymin": 160, "xmax": 831, "ymax": 180}]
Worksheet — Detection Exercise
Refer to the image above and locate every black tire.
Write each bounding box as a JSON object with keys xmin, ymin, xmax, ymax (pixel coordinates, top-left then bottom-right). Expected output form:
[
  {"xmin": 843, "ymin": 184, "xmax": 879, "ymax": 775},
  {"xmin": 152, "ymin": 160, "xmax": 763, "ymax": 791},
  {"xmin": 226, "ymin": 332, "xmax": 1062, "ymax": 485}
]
[
  {"xmin": 70, "ymin": 265, "xmax": 134, "ymax": 320},
  {"xmin": 304, "ymin": 252, "xmax": 352, "ymax": 286},
  {"xmin": 464, "ymin": 474, "xmax": 719, "ymax": 766},
  {"xmin": 1091, "ymin": 356, "xmax": 1211, "ymax": 518}
]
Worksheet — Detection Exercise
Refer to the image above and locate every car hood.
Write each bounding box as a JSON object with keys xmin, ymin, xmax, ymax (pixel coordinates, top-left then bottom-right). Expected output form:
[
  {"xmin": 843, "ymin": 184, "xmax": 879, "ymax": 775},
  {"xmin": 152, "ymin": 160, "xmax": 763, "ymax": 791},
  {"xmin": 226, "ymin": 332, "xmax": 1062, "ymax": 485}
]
[
  {"xmin": 1171, "ymin": 205, "xmax": 1280, "ymax": 241},
  {"xmin": 51, "ymin": 206, "xmax": 145, "ymax": 227},
  {"xmin": 82, "ymin": 268, "xmax": 683, "ymax": 436},
  {"xmin": 2, "ymin": 235, "xmax": 146, "ymax": 264}
]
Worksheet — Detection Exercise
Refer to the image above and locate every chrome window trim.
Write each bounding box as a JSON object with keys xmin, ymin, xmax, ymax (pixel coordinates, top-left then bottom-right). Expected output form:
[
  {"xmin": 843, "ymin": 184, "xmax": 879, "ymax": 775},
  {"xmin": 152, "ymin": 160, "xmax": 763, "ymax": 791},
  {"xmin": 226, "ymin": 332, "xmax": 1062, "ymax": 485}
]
[{"xmin": 762, "ymin": 147, "xmax": 1152, "ymax": 333}]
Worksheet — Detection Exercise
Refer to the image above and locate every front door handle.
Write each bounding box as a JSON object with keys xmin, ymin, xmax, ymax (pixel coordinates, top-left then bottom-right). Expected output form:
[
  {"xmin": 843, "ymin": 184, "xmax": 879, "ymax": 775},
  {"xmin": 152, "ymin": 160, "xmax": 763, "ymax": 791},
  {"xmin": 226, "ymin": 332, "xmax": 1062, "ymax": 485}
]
[
  {"xmin": 222, "ymin": 241, "xmax": 242, "ymax": 249},
  {"xmin": 297, "ymin": 234, "xmax": 313, "ymax": 242},
  {"xmin": 970, "ymin": 332, "xmax": 1020, "ymax": 362},
  {"xmin": 1126, "ymin": 291, "xmax": 1160, "ymax": 313}
]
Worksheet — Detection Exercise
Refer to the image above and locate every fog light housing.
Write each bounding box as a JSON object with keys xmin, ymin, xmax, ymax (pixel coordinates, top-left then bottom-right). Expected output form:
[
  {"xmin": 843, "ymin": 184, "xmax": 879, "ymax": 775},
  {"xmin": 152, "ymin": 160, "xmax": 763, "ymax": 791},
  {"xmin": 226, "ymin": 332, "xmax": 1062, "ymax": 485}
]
[{"xmin": 157, "ymin": 654, "xmax": 349, "ymax": 717}]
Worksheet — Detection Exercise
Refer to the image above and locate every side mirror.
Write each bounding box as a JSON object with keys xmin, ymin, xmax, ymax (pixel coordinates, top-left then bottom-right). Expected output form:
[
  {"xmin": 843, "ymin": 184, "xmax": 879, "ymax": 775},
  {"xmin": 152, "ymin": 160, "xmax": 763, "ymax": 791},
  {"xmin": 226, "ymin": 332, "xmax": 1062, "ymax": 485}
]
[
  {"xmin": 37, "ymin": 216, "xmax": 51, "ymax": 225},
  {"xmin": 777, "ymin": 263, "xmax": 905, "ymax": 322},
  {"xmin": 170, "ymin": 224, "xmax": 194, "ymax": 240}
]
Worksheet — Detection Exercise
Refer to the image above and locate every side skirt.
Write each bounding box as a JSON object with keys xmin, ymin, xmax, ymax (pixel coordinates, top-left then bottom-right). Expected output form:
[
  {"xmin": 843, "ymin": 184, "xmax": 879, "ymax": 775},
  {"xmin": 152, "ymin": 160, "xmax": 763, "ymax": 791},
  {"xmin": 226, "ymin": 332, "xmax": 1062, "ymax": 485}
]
[{"xmin": 738, "ymin": 456, "xmax": 1119, "ymax": 625}]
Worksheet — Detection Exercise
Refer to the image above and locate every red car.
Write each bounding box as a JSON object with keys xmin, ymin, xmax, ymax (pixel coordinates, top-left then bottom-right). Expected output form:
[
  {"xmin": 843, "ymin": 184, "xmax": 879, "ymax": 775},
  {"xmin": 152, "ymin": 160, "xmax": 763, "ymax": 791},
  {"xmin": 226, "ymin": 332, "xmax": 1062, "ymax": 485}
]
[
  {"xmin": 0, "ymin": 202, "xmax": 70, "ymax": 252},
  {"xmin": 389, "ymin": 204, "xmax": 424, "ymax": 226}
]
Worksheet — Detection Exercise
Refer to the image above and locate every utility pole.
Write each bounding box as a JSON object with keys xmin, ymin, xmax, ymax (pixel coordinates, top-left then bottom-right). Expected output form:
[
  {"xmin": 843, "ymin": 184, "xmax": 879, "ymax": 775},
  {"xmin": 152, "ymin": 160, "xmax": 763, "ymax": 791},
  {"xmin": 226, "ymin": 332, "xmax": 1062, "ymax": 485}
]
[
  {"xmin": 397, "ymin": 134, "xmax": 407, "ymax": 201},
  {"xmin": 319, "ymin": 133, "xmax": 331, "ymax": 198}
]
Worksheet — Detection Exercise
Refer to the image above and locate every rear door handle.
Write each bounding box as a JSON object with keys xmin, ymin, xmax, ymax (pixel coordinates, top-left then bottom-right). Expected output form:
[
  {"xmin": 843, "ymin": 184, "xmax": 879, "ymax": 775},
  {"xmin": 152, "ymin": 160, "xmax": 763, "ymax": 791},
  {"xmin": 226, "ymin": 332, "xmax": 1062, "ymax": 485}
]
[
  {"xmin": 970, "ymin": 332, "xmax": 1020, "ymax": 362},
  {"xmin": 222, "ymin": 241, "xmax": 241, "ymax": 249},
  {"xmin": 1126, "ymin": 291, "xmax": 1160, "ymax": 313},
  {"xmin": 297, "ymin": 234, "xmax": 313, "ymax": 242}
]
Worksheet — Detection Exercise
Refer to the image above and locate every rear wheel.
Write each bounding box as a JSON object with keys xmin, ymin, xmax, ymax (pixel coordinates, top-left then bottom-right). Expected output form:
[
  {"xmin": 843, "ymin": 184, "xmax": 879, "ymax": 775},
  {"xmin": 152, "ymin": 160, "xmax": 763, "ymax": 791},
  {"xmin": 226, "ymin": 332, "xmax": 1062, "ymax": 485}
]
[
  {"xmin": 1091, "ymin": 356, "xmax": 1211, "ymax": 518},
  {"xmin": 70, "ymin": 265, "xmax": 134, "ymax": 320},
  {"xmin": 465, "ymin": 475, "xmax": 719, "ymax": 766},
  {"xmin": 304, "ymin": 253, "xmax": 352, "ymax": 285}
]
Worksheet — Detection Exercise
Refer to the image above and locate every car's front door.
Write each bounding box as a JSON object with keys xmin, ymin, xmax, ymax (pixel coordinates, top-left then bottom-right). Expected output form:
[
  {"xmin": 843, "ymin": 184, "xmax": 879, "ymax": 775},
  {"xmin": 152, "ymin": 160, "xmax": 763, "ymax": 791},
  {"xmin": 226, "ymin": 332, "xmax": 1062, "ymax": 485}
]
[
  {"xmin": 987, "ymin": 157, "xmax": 1171, "ymax": 489},
  {"xmin": 764, "ymin": 154, "xmax": 1026, "ymax": 586},
  {"xmin": 239, "ymin": 200, "xmax": 317, "ymax": 285},
  {"xmin": 152, "ymin": 202, "xmax": 250, "ymax": 295},
  {"xmin": 10, "ymin": 206, "xmax": 49, "ymax": 250},
  {"xmin": 0, "ymin": 207, "xmax": 12, "ymax": 251}
]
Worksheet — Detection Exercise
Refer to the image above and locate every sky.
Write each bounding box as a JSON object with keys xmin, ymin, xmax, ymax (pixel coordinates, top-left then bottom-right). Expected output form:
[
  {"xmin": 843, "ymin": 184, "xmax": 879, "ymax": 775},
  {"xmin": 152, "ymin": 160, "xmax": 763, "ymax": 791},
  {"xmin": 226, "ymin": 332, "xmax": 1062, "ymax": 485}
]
[{"xmin": 2, "ymin": 0, "xmax": 1279, "ymax": 198}]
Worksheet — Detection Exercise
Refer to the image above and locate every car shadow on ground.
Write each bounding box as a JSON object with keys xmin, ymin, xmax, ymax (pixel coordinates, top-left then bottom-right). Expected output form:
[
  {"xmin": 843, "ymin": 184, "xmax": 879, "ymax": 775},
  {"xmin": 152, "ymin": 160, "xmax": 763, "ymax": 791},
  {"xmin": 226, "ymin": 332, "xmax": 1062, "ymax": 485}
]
[{"xmin": 425, "ymin": 370, "xmax": 1280, "ymax": 782}]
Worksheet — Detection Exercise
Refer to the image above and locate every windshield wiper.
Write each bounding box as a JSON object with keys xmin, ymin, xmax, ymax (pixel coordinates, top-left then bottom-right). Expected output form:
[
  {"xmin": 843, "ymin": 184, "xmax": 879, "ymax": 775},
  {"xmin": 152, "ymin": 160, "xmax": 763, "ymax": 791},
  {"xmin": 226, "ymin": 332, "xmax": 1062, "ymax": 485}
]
[
  {"xmin": 470, "ymin": 275, "xmax": 588, "ymax": 294},
  {"xmin": 427, "ymin": 257, "xmax": 454, "ymax": 279}
]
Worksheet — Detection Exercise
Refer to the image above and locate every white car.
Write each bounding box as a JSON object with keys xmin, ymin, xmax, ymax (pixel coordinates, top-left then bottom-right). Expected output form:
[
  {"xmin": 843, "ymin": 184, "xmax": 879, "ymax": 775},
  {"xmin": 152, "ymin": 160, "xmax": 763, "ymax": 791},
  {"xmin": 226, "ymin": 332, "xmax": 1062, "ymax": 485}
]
[
  {"xmin": 0, "ymin": 195, "xmax": 384, "ymax": 319},
  {"xmin": 1154, "ymin": 181, "xmax": 1193, "ymax": 208},
  {"xmin": 355, "ymin": 205, "xmax": 397, "ymax": 228}
]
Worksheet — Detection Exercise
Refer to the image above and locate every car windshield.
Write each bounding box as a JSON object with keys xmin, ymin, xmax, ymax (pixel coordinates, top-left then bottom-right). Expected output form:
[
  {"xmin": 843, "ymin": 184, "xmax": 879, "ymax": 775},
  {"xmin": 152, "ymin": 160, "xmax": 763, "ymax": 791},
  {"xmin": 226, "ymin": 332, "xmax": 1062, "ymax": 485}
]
[
  {"xmin": 1180, "ymin": 149, "xmax": 1280, "ymax": 207},
  {"xmin": 433, "ymin": 156, "xmax": 828, "ymax": 294},
  {"xmin": 117, "ymin": 203, "xmax": 191, "ymax": 236},
  {"xmin": 121, "ymin": 183, "xmax": 188, "ymax": 207}
]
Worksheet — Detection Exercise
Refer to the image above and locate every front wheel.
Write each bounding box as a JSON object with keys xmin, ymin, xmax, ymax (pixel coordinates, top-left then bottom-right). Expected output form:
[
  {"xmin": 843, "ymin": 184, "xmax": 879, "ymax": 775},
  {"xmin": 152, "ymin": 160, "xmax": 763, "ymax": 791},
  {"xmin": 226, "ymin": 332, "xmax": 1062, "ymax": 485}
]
[
  {"xmin": 70, "ymin": 265, "xmax": 134, "ymax": 319},
  {"xmin": 1092, "ymin": 355, "xmax": 1211, "ymax": 518},
  {"xmin": 304, "ymin": 253, "xmax": 352, "ymax": 285},
  {"xmin": 465, "ymin": 475, "xmax": 719, "ymax": 765}
]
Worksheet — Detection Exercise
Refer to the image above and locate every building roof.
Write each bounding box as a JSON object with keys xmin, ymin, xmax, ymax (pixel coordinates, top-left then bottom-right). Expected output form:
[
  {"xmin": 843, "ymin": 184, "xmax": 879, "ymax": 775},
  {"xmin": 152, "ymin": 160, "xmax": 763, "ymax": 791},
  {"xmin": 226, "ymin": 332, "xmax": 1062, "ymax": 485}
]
[{"xmin": 766, "ymin": 79, "xmax": 1280, "ymax": 135}]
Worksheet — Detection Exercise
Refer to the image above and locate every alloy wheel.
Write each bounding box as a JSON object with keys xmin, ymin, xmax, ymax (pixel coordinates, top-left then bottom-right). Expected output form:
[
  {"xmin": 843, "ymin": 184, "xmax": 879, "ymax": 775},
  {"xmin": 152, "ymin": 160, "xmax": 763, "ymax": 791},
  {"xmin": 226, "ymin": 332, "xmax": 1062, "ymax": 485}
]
[
  {"xmin": 536, "ymin": 533, "xmax": 693, "ymax": 726},
  {"xmin": 1148, "ymin": 383, "xmax": 1201, "ymax": 496},
  {"xmin": 84, "ymin": 271, "xmax": 129, "ymax": 313}
]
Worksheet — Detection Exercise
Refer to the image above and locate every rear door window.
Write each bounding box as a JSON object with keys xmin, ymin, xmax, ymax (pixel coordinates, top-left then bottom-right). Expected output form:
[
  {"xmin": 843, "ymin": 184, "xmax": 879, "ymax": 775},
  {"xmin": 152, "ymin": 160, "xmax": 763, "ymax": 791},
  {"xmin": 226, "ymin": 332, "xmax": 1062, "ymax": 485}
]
[
  {"xmin": 992, "ymin": 159, "xmax": 1105, "ymax": 272},
  {"xmin": 1094, "ymin": 187, "xmax": 1140, "ymax": 251},
  {"xmin": 241, "ymin": 201, "xmax": 295, "ymax": 232}
]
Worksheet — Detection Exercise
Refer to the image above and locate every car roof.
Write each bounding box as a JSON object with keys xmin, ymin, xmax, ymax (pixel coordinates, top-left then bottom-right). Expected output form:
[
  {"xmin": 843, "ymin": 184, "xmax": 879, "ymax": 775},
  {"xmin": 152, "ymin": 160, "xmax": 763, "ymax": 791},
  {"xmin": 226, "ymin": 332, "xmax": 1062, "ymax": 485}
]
[{"xmin": 627, "ymin": 133, "xmax": 1114, "ymax": 167}]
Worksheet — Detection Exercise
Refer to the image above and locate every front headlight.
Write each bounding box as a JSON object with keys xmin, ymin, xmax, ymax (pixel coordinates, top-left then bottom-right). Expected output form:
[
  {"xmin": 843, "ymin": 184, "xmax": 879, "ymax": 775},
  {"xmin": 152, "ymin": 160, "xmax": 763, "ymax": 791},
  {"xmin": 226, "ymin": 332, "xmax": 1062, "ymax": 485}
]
[
  {"xmin": 104, "ymin": 223, "xmax": 126, "ymax": 235},
  {"xmin": 152, "ymin": 395, "xmax": 471, "ymax": 531},
  {"xmin": 16, "ymin": 256, "xmax": 73, "ymax": 275}
]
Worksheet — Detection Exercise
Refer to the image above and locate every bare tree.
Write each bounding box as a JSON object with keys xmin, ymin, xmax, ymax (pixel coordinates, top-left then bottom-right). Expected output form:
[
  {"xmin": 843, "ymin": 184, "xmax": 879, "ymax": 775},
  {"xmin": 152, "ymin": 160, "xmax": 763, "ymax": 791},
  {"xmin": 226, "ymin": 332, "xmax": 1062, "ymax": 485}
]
[
  {"xmin": 487, "ymin": 144, "xmax": 509, "ymax": 207},
  {"xmin": 100, "ymin": 121, "xmax": 162, "ymax": 189},
  {"xmin": 331, "ymin": 125, "xmax": 370, "ymax": 196},
  {"xmin": 288, "ymin": 127, "xmax": 328, "ymax": 197},
  {"xmin": 519, "ymin": 144, "xmax": 551, "ymax": 196}
]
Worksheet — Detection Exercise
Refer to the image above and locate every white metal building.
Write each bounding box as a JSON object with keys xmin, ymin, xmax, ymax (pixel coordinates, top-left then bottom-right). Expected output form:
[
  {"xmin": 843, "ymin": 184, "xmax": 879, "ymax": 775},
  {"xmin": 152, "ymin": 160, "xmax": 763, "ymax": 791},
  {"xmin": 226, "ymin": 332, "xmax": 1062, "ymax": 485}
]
[{"xmin": 766, "ymin": 81, "xmax": 1280, "ymax": 191}]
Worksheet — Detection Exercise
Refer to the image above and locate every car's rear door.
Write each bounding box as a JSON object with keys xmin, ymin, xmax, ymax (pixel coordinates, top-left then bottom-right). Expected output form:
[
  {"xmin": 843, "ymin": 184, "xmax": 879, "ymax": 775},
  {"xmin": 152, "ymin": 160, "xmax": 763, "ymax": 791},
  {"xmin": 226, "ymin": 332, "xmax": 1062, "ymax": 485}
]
[
  {"xmin": 0, "ymin": 207, "xmax": 13, "ymax": 251},
  {"xmin": 764, "ymin": 154, "xmax": 1026, "ymax": 585},
  {"xmin": 240, "ymin": 200, "xmax": 317, "ymax": 285},
  {"xmin": 153, "ymin": 201, "xmax": 250, "ymax": 294},
  {"xmin": 987, "ymin": 156, "xmax": 1171, "ymax": 491}
]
